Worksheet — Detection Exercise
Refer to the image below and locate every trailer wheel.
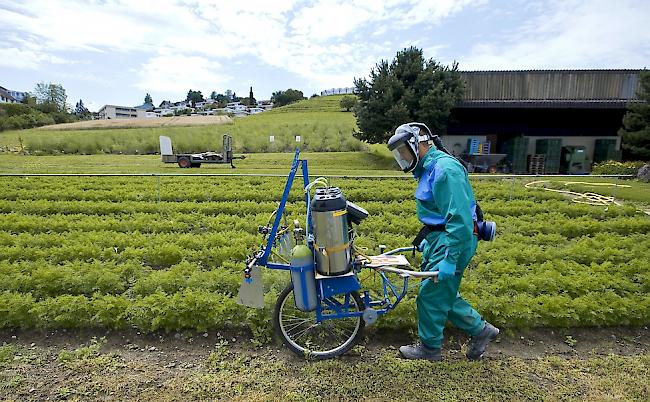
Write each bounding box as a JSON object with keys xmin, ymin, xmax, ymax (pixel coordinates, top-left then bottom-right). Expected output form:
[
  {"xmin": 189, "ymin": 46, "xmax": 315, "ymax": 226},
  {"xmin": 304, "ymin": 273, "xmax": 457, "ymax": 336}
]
[{"xmin": 178, "ymin": 157, "xmax": 191, "ymax": 168}]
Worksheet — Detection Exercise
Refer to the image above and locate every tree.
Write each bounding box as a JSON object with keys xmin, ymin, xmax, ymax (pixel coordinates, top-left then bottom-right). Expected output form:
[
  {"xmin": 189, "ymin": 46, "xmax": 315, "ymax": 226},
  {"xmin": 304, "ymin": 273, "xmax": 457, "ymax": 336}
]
[
  {"xmin": 271, "ymin": 88, "xmax": 305, "ymax": 107},
  {"xmin": 619, "ymin": 70, "xmax": 650, "ymax": 160},
  {"xmin": 74, "ymin": 99, "xmax": 91, "ymax": 119},
  {"xmin": 186, "ymin": 89, "xmax": 204, "ymax": 107},
  {"xmin": 210, "ymin": 91, "xmax": 218, "ymax": 100},
  {"xmin": 225, "ymin": 89, "xmax": 233, "ymax": 102},
  {"xmin": 34, "ymin": 82, "xmax": 68, "ymax": 112},
  {"xmin": 249, "ymin": 86, "xmax": 256, "ymax": 105},
  {"xmin": 340, "ymin": 95, "xmax": 357, "ymax": 112},
  {"xmin": 144, "ymin": 93, "xmax": 153, "ymax": 104},
  {"xmin": 353, "ymin": 46, "xmax": 464, "ymax": 143}
]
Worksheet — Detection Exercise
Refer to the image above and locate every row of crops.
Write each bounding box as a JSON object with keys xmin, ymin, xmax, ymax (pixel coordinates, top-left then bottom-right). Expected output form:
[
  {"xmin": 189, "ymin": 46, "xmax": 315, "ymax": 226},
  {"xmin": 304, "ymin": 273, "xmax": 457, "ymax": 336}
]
[{"xmin": 0, "ymin": 175, "xmax": 648, "ymax": 339}]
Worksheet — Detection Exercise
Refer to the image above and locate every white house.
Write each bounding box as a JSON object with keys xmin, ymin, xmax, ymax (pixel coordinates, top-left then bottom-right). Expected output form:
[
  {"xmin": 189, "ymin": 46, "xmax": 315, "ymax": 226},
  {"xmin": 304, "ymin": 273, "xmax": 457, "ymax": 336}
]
[
  {"xmin": 154, "ymin": 108, "xmax": 174, "ymax": 116},
  {"xmin": 98, "ymin": 105, "xmax": 147, "ymax": 119},
  {"xmin": 0, "ymin": 86, "xmax": 18, "ymax": 103}
]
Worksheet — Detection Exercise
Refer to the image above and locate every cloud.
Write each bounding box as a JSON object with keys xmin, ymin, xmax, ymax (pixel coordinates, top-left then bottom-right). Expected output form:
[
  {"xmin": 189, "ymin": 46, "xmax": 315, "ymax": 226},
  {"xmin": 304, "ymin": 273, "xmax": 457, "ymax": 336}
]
[
  {"xmin": 461, "ymin": 0, "xmax": 650, "ymax": 69},
  {"xmin": 135, "ymin": 54, "xmax": 231, "ymax": 95},
  {"xmin": 0, "ymin": 46, "xmax": 70, "ymax": 69},
  {"xmin": 0, "ymin": 0, "xmax": 481, "ymax": 92}
]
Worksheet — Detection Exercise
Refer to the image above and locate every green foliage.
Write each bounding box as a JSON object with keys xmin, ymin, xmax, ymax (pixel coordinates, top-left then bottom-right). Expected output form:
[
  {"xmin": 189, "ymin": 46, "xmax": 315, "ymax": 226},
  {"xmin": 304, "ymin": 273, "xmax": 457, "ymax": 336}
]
[
  {"xmin": 354, "ymin": 46, "xmax": 464, "ymax": 143},
  {"xmin": 0, "ymin": 101, "xmax": 76, "ymax": 132},
  {"xmin": 619, "ymin": 70, "xmax": 650, "ymax": 160},
  {"xmin": 34, "ymin": 82, "xmax": 68, "ymax": 113},
  {"xmin": 144, "ymin": 93, "xmax": 153, "ymax": 104},
  {"xmin": 271, "ymin": 88, "xmax": 305, "ymax": 107},
  {"xmin": 0, "ymin": 104, "xmax": 55, "ymax": 132},
  {"xmin": 186, "ymin": 89, "xmax": 204, "ymax": 105},
  {"xmin": 592, "ymin": 160, "xmax": 646, "ymax": 175},
  {"xmin": 0, "ymin": 171, "xmax": 648, "ymax": 337},
  {"xmin": 339, "ymin": 95, "xmax": 357, "ymax": 112},
  {"xmin": 74, "ymin": 99, "xmax": 91, "ymax": 120}
]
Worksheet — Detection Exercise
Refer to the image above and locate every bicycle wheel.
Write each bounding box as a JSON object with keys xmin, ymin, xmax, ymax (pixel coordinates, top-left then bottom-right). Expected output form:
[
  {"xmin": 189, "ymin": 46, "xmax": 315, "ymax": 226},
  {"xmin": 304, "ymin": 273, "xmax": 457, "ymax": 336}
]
[{"xmin": 273, "ymin": 284, "xmax": 365, "ymax": 359}]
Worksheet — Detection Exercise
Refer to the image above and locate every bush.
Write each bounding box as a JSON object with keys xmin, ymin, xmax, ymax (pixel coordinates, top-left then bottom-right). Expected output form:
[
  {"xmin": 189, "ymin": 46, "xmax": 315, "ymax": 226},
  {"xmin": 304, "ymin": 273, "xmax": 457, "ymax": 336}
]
[
  {"xmin": 592, "ymin": 160, "xmax": 646, "ymax": 175},
  {"xmin": 0, "ymin": 103, "xmax": 67, "ymax": 131}
]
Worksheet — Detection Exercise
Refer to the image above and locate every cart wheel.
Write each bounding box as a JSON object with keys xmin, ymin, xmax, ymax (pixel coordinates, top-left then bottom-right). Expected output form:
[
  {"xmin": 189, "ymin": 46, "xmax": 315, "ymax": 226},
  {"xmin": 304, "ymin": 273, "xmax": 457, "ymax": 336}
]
[
  {"xmin": 178, "ymin": 157, "xmax": 191, "ymax": 168},
  {"xmin": 273, "ymin": 284, "xmax": 365, "ymax": 359}
]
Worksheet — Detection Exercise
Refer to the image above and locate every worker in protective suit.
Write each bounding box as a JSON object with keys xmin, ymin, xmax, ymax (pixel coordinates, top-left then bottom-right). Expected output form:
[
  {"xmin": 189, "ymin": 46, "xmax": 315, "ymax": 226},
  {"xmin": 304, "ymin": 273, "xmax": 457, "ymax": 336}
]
[{"xmin": 387, "ymin": 122, "xmax": 499, "ymax": 361}]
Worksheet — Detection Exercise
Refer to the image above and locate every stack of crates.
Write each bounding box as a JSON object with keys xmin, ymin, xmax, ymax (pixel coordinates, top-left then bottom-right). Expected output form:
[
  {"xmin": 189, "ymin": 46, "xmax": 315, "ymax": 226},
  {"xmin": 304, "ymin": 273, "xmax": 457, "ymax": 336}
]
[
  {"xmin": 535, "ymin": 138, "xmax": 562, "ymax": 174},
  {"xmin": 593, "ymin": 139, "xmax": 621, "ymax": 163},
  {"xmin": 502, "ymin": 137, "xmax": 529, "ymax": 174},
  {"xmin": 467, "ymin": 138, "xmax": 491, "ymax": 155},
  {"xmin": 528, "ymin": 154, "xmax": 546, "ymax": 175},
  {"xmin": 467, "ymin": 138, "xmax": 480, "ymax": 155}
]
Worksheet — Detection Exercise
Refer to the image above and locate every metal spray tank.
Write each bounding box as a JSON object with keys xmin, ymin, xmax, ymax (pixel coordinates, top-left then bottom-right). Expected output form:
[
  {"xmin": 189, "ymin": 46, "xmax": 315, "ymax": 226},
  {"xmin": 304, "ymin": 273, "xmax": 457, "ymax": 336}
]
[{"xmin": 310, "ymin": 187, "xmax": 352, "ymax": 276}]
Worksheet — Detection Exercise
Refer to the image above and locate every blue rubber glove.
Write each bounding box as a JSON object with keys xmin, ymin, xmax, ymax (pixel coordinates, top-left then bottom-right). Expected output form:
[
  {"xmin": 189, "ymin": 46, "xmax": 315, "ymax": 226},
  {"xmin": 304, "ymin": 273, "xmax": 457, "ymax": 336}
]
[{"xmin": 435, "ymin": 260, "xmax": 456, "ymax": 282}]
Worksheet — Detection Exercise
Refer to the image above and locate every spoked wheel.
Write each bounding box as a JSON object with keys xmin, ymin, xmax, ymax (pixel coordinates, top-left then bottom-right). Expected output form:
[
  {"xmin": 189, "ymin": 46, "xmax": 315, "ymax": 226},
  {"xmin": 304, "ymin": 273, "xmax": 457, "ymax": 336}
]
[{"xmin": 273, "ymin": 284, "xmax": 365, "ymax": 359}]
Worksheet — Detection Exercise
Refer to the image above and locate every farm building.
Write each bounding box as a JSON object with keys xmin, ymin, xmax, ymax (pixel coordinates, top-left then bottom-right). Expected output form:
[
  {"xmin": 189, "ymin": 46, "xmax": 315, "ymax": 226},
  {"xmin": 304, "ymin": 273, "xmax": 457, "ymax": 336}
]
[{"xmin": 442, "ymin": 69, "xmax": 643, "ymax": 173}]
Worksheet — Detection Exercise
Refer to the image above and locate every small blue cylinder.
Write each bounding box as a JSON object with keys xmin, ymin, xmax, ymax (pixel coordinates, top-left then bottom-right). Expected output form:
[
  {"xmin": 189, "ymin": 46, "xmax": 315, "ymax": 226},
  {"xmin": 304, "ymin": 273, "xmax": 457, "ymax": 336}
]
[{"xmin": 290, "ymin": 245, "xmax": 318, "ymax": 312}]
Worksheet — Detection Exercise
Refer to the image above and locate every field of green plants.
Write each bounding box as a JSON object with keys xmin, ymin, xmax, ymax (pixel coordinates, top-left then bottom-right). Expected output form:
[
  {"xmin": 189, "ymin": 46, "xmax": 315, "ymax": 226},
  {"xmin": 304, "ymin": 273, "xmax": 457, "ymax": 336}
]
[
  {"xmin": 0, "ymin": 95, "xmax": 360, "ymax": 155},
  {"xmin": 1, "ymin": 162, "xmax": 648, "ymax": 340}
]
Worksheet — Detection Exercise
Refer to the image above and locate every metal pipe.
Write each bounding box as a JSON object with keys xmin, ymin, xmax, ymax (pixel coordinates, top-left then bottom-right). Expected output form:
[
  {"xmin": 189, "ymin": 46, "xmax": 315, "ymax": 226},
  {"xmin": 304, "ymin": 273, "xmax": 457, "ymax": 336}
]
[{"xmin": 0, "ymin": 173, "xmax": 635, "ymax": 179}]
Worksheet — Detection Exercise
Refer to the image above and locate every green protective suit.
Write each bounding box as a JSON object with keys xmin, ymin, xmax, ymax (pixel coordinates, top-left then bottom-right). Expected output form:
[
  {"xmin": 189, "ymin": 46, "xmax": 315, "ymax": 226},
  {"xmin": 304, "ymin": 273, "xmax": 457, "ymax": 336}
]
[{"xmin": 413, "ymin": 147, "xmax": 485, "ymax": 349}]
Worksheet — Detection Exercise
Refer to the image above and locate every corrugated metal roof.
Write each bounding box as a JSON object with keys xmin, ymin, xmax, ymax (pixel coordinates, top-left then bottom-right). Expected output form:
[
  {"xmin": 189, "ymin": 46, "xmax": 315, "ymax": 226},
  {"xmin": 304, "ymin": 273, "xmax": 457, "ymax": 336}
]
[{"xmin": 459, "ymin": 70, "xmax": 643, "ymax": 103}]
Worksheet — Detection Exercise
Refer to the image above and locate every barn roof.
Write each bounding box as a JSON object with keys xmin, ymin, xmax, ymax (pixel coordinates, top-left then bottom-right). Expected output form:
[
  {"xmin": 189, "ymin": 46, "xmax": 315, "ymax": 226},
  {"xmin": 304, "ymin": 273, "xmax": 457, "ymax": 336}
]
[{"xmin": 458, "ymin": 69, "xmax": 644, "ymax": 108}]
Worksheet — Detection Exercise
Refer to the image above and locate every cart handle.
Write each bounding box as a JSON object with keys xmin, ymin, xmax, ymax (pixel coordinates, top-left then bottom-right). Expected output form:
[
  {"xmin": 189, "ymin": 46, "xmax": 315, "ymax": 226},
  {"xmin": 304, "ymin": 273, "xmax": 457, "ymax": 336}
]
[
  {"xmin": 381, "ymin": 246, "xmax": 415, "ymax": 255},
  {"xmin": 373, "ymin": 266, "xmax": 439, "ymax": 278}
]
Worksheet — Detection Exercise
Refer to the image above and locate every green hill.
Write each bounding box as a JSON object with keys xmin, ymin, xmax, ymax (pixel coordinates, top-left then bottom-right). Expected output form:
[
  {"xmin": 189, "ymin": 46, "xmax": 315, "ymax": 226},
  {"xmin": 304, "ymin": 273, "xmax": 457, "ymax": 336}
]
[{"xmin": 0, "ymin": 96, "xmax": 361, "ymax": 155}]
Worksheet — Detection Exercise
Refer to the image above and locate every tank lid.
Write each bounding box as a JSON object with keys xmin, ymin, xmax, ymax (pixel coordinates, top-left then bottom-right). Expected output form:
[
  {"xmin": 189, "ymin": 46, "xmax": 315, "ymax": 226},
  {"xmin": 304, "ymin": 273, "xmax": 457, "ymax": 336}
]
[{"xmin": 311, "ymin": 187, "xmax": 347, "ymax": 212}]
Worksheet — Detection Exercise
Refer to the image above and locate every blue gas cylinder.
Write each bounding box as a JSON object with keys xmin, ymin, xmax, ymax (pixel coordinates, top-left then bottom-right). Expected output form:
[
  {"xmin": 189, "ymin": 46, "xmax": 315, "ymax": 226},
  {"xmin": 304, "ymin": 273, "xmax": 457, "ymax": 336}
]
[{"xmin": 290, "ymin": 245, "xmax": 318, "ymax": 312}]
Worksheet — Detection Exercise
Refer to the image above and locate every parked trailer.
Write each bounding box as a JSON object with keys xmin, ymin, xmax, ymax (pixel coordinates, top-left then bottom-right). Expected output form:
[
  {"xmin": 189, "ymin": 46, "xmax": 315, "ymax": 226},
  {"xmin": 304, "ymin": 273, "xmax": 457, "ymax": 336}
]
[{"xmin": 159, "ymin": 135, "xmax": 245, "ymax": 168}]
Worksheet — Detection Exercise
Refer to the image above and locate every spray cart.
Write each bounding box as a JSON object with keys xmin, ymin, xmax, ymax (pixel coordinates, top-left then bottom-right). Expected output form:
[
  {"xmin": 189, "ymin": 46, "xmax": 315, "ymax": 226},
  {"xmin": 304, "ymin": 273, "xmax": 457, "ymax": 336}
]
[{"xmin": 237, "ymin": 149, "xmax": 496, "ymax": 359}]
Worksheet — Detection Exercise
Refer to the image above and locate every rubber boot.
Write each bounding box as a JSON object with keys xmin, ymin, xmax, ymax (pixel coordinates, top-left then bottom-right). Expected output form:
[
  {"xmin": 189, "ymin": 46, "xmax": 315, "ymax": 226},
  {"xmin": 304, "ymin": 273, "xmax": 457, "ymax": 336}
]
[
  {"xmin": 466, "ymin": 322, "xmax": 499, "ymax": 360},
  {"xmin": 399, "ymin": 343, "xmax": 442, "ymax": 361}
]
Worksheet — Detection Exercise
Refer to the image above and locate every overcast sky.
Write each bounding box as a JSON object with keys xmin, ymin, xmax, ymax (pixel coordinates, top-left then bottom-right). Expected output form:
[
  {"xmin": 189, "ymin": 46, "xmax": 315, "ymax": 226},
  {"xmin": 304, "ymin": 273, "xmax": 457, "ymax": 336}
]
[{"xmin": 1, "ymin": 0, "xmax": 648, "ymax": 111}]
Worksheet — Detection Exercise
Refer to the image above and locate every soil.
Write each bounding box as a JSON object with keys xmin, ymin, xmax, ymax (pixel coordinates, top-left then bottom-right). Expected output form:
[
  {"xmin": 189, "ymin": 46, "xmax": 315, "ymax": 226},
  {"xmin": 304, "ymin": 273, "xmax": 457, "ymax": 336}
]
[{"xmin": 1, "ymin": 327, "xmax": 648, "ymax": 401}]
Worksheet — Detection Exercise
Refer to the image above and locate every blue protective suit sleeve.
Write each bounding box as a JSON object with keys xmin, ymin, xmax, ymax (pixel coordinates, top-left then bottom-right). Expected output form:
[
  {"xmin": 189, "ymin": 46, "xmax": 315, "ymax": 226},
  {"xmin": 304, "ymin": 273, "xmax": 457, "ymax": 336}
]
[{"xmin": 431, "ymin": 164, "xmax": 475, "ymax": 265}]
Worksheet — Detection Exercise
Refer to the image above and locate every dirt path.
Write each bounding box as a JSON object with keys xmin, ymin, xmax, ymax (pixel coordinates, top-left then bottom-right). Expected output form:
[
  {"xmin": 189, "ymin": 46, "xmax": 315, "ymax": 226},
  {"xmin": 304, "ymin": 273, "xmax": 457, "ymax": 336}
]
[{"xmin": 1, "ymin": 327, "xmax": 648, "ymax": 401}]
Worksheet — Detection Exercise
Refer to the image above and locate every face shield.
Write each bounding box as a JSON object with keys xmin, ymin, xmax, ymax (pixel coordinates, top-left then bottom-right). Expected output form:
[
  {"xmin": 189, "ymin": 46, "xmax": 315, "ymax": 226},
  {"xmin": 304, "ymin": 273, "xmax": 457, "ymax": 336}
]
[
  {"xmin": 391, "ymin": 141, "xmax": 418, "ymax": 172},
  {"xmin": 387, "ymin": 128, "xmax": 419, "ymax": 172}
]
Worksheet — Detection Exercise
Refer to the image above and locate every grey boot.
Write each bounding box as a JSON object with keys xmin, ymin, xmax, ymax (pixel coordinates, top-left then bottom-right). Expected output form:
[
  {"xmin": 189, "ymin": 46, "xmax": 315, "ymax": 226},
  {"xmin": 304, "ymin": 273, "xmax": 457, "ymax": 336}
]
[
  {"xmin": 466, "ymin": 322, "xmax": 499, "ymax": 360},
  {"xmin": 399, "ymin": 343, "xmax": 442, "ymax": 361}
]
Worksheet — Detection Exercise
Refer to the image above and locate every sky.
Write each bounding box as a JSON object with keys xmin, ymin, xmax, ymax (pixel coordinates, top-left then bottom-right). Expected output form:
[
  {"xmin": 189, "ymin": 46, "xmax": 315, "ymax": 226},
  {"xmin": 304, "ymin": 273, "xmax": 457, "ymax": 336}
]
[{"xmin": 1, "ymin": 0, "xmax": 648, "ymax": 112}]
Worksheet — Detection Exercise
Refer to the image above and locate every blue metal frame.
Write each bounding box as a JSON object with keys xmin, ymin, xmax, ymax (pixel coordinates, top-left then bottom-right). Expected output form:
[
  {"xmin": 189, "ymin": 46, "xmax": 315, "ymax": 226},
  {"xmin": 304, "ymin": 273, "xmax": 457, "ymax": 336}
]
[{"xmin": 252, "ymin": 149, "xmax": 413, "ymax": 324}]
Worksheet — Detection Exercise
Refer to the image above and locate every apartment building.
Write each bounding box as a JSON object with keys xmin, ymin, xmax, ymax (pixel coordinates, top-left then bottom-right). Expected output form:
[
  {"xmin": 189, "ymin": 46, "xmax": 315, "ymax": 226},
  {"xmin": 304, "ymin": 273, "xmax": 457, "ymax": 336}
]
[{"xmin": 97, "ymin": 105, "xmax": 147, "ymax": 119}]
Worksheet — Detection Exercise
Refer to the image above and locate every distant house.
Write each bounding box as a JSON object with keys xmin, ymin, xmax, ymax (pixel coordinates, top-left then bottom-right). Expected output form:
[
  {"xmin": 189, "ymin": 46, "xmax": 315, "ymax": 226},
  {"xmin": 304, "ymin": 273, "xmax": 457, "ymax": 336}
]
[
  {"xmin": 195, "ymin": 99, "xmax": 216, "ymax": 108},
  {"xmin": 257, "ymin": 100, "xmax": 273, "ymax": 110},
  {"xmin": 5, "ymin": 87, "xmax": 28, "ymax": 102},
  {"xmin": 135, "ymin": 102, "xmax": 155, "ymax": 112},
  {"xmin": 159, "ymin": 100, "xmax": 172, "ymax": 109},
  {"xmin": 98, "ymin": 105, "xmax": 146, "ymax": 119},
  {"xmin": 154, "ymin": 108, "xmax": 174, "ymax": 116},
  {"xmin": 0, "ymin": 86, "xmax": 18, "ymax": 104}
]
